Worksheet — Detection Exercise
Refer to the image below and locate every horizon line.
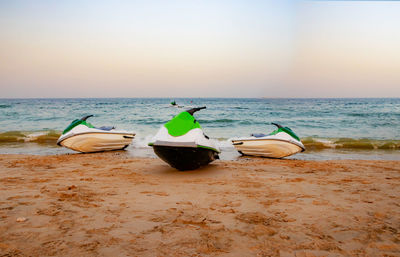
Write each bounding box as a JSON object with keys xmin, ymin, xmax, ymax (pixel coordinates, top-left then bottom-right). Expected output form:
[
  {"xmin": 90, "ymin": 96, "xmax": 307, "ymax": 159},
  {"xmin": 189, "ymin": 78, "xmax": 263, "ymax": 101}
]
[{"xmin": 1, "ymin": 96, "xmax": 400, "ymax": 100}]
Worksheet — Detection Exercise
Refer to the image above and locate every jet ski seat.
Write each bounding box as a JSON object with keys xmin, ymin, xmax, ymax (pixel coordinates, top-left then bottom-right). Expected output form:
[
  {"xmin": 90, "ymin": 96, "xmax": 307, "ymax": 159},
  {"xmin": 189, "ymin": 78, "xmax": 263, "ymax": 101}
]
[
  {"xmin": 96, "ymin": 126, "xmax": 115, "ymax": 131},
  {"xmin": 251, "ymin": 133, "xmax": 267, "ymax": 138}
]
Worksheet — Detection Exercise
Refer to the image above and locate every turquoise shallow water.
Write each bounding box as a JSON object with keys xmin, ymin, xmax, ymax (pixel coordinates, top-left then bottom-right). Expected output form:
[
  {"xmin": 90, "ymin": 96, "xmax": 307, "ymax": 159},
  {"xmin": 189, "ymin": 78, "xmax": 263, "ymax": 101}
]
[{"xmin": 0, "ymin": 98, "xmax": 399, "ymax": 160}]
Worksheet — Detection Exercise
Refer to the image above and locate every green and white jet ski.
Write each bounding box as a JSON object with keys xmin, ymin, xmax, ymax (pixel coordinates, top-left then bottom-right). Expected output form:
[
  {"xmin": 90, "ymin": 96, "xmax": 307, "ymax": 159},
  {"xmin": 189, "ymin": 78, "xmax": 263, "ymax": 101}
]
[
  {"xmin": 232, "ymin": 123, "xmax": 305, "ymax": 158},
  {"xmin": 148, "ymin": 107, "xmax": 220, "ymax": 170},
  {"xmin": 57, "ymin": 115, "xmax": 135, "ymax": 153}
]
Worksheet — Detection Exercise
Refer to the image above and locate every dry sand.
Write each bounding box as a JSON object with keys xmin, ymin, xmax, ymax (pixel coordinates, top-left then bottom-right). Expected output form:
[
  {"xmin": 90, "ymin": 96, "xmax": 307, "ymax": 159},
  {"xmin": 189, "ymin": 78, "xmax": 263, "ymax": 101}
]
[{"xmin": 0, "ymin": 152, "xmax": 399, "ymax": 257}]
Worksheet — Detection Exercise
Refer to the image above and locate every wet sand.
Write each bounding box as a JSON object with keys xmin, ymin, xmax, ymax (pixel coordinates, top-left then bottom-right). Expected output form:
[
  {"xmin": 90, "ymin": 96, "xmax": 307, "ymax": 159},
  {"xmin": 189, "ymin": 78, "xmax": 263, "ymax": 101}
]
[{"xmin": 0, "ymin": 153, "xmax": 399, "ymax": 256}]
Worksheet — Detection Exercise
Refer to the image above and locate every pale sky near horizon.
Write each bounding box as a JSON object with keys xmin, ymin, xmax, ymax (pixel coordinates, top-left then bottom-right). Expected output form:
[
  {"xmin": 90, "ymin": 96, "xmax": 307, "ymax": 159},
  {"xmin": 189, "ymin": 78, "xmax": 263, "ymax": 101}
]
[{"xmin": 1, "ymin": 0, "xmax": 399, "ymax": 98}]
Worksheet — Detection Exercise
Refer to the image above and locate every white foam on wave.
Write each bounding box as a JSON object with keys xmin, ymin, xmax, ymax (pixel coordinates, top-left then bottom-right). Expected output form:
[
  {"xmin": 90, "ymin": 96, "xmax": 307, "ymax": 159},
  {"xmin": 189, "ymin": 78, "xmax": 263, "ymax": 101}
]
[
  {"xmin": 24, "ymin": 132, "xmax": 47, "ymax": 142},
  {"xmin": 215, "ymin": 138, "xmax": 235, "ymax": 149},
  {"xmin": 131, "ymin": 134, "xmax": 154, "ymax": 148}
]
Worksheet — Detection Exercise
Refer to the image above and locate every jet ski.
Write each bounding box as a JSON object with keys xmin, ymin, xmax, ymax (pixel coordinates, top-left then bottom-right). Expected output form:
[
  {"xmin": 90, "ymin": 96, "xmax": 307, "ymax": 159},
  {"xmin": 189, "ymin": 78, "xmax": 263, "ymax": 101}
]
[
  {"xmin": 148, "ymin": 107, "xmax": 220, "ymax": 170},
  {"xmin": 232, "ymin": 123, "xmax": 305, "ymax": 158},
  {"xmin": 169, "ymin": 100, "xmax": 185, "ymax": 108},
  {"xmin": 57, "ymin": 115, "xmax": 135, "ymax": 153}
]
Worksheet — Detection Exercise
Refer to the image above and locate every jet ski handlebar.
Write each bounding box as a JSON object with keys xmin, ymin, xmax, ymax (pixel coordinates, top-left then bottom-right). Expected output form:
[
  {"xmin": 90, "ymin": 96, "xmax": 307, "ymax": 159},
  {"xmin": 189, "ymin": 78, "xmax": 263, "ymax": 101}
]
[
  {"xmin": 80, "ymin": 115, "xmax": 94, "ymax": 121},
  {"xmin": 186, "ymin": 106, "xmax": 206, "ymax": 115},
  {"xmin": 271, "ymin": 122, "xmax": 283, "ymax": 128}
]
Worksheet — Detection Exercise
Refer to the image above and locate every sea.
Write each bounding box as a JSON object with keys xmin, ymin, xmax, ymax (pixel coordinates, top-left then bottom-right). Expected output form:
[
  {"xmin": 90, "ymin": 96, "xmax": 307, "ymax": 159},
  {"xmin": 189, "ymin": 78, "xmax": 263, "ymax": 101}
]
[{"xmin": 0, "ymin": 98, "xmax": 399, "ymax": 160}]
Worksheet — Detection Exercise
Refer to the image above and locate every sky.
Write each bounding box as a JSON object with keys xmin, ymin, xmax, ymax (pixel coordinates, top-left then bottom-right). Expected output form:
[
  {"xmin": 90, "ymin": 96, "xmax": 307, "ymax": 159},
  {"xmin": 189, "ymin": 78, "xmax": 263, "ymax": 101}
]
[{"xmin": 0, "ymin": 0, "xmax": 399, "ymax": 98}]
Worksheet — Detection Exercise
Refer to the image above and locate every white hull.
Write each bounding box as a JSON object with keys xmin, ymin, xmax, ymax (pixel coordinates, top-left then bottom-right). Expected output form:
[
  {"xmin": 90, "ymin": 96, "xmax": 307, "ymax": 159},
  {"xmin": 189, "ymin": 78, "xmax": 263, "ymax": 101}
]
[
  {"xmin": 150, "ymin": 127, "xmax": 220, "ymax": 152},
  {"xmin": 232, "ymin": 139, "xmax": 304, "ymax": 158},
  {"xmin": 59, "ymin": 132, "xmax": 134, "ymax": 153}
]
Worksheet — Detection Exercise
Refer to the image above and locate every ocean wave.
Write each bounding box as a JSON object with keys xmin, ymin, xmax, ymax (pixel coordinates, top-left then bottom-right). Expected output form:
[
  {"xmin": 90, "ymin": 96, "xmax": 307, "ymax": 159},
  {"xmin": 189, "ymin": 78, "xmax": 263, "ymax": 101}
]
[
  {"xmin": 346, "ymin": 112, "xmax": 400, "ymax": 118},
  {"xmin": 302, "ymin": 137, "xmax": 400, "ymax": 150},
  {"xmin": 198, "ymin": 119, "xmax": 238, "ymax": 124},
  {"xmin": 0, "ymin": 104, "xmax": 12, "ymax": 108},
  {"xmin": 95, "ymin": 102, "xmax": 118, "ymax": 106},
  {"xmin": 133, "ymin": 119, "xmax": 165, "ymax": 125},
  {"xmin": 0, "ymin": 130, "xmax": 61, "ymax": 144},
  {"xmin": 0, "ymin": 131, "xmax": 26, "ymax": 143},
  {"xmin": 0, "ymin": 130, "xmax": 399, "ymax": 151},
  {"xmin": 233, "ymin": 106, "xmax": 249, "ymax": 110},
  {"xmin": 130, "ymin": 134, "xmax": 154, "ymax": 148},
  {"xmin": 221, "ymin": 137, "xmax": 399, "ymax": 150},
  {"xmin": 197, "ymin": 119, "xmax": 267, "ymax": 126}
]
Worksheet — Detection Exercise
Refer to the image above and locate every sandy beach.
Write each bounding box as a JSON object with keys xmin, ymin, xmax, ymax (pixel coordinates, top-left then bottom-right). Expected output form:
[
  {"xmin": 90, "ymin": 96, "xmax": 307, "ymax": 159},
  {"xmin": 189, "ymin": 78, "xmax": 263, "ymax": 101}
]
[{"xmin": 0, "ymin": 153, "xmax": 399, "ymax": 256}]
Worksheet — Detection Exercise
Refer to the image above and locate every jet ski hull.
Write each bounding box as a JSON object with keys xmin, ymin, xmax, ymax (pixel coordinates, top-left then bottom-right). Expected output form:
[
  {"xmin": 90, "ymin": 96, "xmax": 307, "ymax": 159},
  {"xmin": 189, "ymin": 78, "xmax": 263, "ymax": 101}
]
[
  {"xmin": 153, "ymin": 145, "xmax": 219, "ymax": 171},
  {"xmin": 232, "ymin": 139, "xmax": 303, "ymax": 158},
  {"xmin": 59, "ymin": 132, "xmax": 134, "ymax": 153}
]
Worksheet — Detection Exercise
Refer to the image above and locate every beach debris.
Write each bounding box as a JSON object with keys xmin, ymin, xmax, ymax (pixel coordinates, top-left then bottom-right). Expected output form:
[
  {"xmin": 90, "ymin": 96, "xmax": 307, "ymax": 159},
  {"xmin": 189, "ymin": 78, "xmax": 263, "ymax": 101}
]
[
  {"xmin": 68, "ymin": 185, "xmax": 77, "ymax": 190},
  {"xmin": 16, "ymin": 217, "xmax": 27, "ymax": 222}
]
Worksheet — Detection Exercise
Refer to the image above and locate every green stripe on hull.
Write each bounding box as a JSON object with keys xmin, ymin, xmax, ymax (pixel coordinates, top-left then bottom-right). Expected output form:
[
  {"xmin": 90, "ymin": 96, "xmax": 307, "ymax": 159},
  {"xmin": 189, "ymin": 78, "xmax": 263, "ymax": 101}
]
[
  {"xmin": 270, "ymin": 127, "xmax": 300, "ymax": 141},
  {"xmin": 197, "ymin": 145, "xmax": 220, "ymax": 153},
  {"xmin": 62, "ymin": 120, "xmax": 94, "ymax": 134}
]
